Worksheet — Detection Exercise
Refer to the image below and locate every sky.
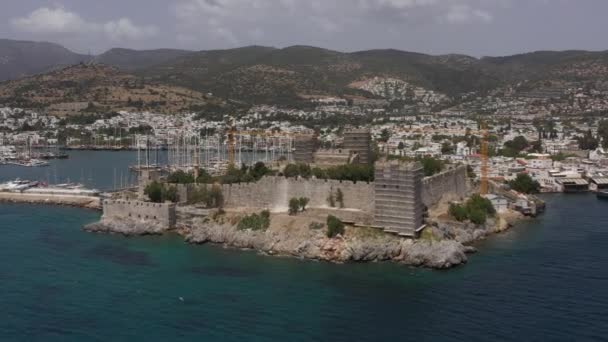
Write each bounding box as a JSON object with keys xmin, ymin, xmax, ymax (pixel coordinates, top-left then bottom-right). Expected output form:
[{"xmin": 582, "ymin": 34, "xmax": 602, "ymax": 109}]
[{"xmin": 1, "ymin": 0, "xmax": 606, "ymax": 57}]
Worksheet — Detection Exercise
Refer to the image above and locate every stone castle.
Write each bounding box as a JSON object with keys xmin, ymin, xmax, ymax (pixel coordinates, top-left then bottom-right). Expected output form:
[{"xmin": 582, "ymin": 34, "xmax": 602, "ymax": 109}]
[{"xmin": 103, "ymin": 162, "xmax": 468, "ymax": 238}]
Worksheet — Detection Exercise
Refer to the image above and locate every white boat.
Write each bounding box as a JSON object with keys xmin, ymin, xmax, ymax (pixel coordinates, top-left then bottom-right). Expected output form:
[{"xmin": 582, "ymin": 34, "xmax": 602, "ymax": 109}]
[{"xmin": 0, "ymin": 179, "xmax": 39, "ymax": 192}]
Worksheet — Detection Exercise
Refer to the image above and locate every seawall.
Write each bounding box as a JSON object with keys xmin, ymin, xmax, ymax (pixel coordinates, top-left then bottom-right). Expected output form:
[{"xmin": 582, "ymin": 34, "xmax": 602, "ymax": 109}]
[{"xmin": 0, "ymin": 192, "xmax": 101, "ymax": 209}]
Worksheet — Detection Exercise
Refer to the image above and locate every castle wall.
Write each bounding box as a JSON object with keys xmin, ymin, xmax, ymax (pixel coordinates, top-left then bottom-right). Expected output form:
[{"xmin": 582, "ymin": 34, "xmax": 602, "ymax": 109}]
[
  {"xmin": 179, "ymin": 177, "xmax": 374, "ymax": 213},
  {"xmin": 421, "ymin": 165, "xmax": 468, "ymax": 207},
  {"xmin": 102, "ymin": 200, "xmax": 176, "ymax": 228}
]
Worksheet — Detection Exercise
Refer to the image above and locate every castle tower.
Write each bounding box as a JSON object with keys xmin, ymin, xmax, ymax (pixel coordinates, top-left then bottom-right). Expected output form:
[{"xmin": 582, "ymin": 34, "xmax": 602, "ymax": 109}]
[
  {"xmin": 374, "ymin": 161, "xmax": 424, "ymax": 237},
  {"xmin": 343, "ymin": 128, "xmax": 372, "ymax": 165},
  {"xmin": 293, "ymin": 135, "xmax": 316, "ymax": 164}
]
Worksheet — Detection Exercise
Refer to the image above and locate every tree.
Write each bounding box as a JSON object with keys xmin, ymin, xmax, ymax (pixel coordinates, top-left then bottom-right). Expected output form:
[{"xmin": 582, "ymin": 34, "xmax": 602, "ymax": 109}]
[
  {"xmin": 326, "ymin": 215, "xmax": 345, "ymax": 238},
  {"xmin": 379, "ymin": 128, "xmax": 391, "ymax": 143},
  {"xmin": 162, "ymin": 185, "xmax": 178, "ymax": 203},
  {"xmin": 419, "ymin": 156, "xmax": 444, "ymax": 176},
  {"xmin": 289, "ymin": 198, "xmax": 300, "ymax": 215},
  {"xmin": 398, "ymin": 142, "xmax": 405, "ymax": 150},
  {"xmin": 449, "ymin": 203, "xmax": 468, "ymax": 222},
  {"xmin": 298, "ymin": 197, "xmax": 310, "ymax": 211},
  {"xmin": 598, "ymin": 120, "xmax": 608, "ymax": 149},
  {"xmin": 448, "ymin": 195, "xmax": 495, "ymax": 225},
  {"xmin": 577, "ymin": 129, "xmax": 599, "ymax": 150},
  {"xmin": 508, "ymin": 173, "xmax": 541, "ymax": 194},
  {"xmin": 144, "ymin": 181, "xmax": 163, "ymax": 203},
  {"xmin": 503, "ymin": 136, "xmax": 529, "ymax": 155},
  {"xmin": 167, "ymin": 170, "xmax": 194, "ymax": 184},
  {"xmin": 441, "ymin": 142, "xmax": 454, "ymax": 155}
]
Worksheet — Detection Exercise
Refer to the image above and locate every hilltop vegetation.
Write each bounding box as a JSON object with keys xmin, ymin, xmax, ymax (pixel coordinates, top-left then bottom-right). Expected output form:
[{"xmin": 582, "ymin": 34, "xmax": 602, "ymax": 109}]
[
  {"xmin": 3, "ymin": 39, "xmax": 608, "ymax": 109},
  {"xmin": 0, "ymin": 63, "xmax": 216, "ymax": 115}
]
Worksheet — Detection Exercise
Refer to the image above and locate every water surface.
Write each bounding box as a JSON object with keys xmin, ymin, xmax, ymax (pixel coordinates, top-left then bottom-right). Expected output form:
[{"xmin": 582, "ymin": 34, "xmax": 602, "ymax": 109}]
[{"xmin": 1, "ymin": 194, "xmax": 607, "ymax": 341}]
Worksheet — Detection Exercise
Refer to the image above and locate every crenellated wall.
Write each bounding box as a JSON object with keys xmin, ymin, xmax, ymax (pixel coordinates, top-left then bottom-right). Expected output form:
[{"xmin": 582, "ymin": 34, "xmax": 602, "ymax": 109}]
[
  {"xmin": 421, "ymin": 165, "xmax": 468, "ymax": 207},
  {"xmin": 174, "ymin": 166, "xmax": 467, "ymax": 222},
  {"xmin": 102, "ymin": 200, "xmax": 177, "ymax": 228},
  {"xmin": 178, "ymin": 177, "xmax": 374, "ymax": 212}
]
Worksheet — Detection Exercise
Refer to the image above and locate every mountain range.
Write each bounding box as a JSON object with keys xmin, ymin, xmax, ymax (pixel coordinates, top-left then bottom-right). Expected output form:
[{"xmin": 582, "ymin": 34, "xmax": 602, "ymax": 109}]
[{"xmin": 1, "ymin": 38, "xmax": 608, "ymax": 111}]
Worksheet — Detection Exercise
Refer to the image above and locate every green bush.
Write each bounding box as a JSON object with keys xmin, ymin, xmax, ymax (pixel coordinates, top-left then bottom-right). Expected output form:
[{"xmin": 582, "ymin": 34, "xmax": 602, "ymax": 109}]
[
  {"xmin": 298, "ymin": 197, "xmax": 309, "ymax": 211},
  {"xmin": 508, "ymin": 173, "xmax": 541, "ymax": 194},
  {"xmin": 468, "ymin": 208, "xmax": 487, "ymax": 225},
  {"xmin": 448, "ymin": 195, "xmax": 495, "ymax": 225},
  {"xmin": 188, "ymin": 185, "xmax": 223, "ymax": 208},
  {"xmin": 326, "ymin": 215, "xmax": 345, "ymax": 238},
  {"xmin": 466, "ymin": 194, "xmax": 496, "ymax": 216},
  {"xmin": 291, "ymin": 164, "xmax": 374, "ymax": 182},
  {"xmin": 144, "ymin": 182, "xmax": 178, "ymax": 203},
  {"xmin": 144, "ymin": 181, "xmax": 163, "ymax": 203},
  {"xmin": 162, "ymin": 185, "xmax": 178, "ymax": 203},
  {"xmin": 449, "ymin": 203, "xmax": 468, "ymax": 222},
  {"xmin": 237, "ymin": 211, "xmax": 271, "ymax": 231},
  {"xmin": 289, "ymin": 198, "xmax": 300, "ymax": 215},
  {"xmin": 167, "ymin": 170, "xmax": 195, "ymax": 184}
]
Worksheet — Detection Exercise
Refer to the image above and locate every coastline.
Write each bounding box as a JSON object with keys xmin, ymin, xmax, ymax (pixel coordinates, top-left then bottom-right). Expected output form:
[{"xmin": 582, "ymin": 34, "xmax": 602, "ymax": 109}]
[
  {"xmin": 0, "ymin": 192, "xmax": 102, "ymax": 210},
  {"xmin": 84, "ymin": 208, "xmax": 527, "ymax": 269}
]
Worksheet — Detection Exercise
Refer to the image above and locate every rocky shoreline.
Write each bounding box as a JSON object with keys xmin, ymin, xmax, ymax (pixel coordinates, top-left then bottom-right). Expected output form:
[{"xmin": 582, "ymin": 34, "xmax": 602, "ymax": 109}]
[{"xmin": 84, "ymin": 209, "xmax": 525, "ymax": 269}]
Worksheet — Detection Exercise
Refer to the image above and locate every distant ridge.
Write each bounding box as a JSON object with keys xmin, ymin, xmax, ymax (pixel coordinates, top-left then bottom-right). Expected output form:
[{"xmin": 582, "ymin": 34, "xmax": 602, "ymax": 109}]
[{"xmin": 2, "ymin": 38, "xmax": 608, "ymax": 105}]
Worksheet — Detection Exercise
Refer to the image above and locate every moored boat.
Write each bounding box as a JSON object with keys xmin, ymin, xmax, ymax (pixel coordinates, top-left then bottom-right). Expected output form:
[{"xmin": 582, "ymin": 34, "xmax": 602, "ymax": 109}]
[{"xmin": 597, "ymin": 190, "xmax": 608, "ymax": 200}]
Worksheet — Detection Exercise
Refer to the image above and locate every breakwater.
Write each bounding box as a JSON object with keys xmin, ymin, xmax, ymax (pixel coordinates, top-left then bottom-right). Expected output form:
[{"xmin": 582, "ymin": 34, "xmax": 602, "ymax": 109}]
[{"xmin": 0, "ymin": 192, "xmax": 101, "ymax": 209}]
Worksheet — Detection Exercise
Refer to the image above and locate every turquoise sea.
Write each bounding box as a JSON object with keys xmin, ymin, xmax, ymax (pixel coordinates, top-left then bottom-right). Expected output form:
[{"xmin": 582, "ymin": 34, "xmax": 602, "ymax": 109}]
[{"xmin": 1, "ymin": 153, "xmax": 608, "ymax": 341}]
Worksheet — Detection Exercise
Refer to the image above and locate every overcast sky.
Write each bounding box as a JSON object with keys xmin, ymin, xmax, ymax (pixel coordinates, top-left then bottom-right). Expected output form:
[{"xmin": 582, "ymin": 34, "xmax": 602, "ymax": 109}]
[{"xmin": 1, "ymin": 0, "xmax": 606, "ymax": 57}]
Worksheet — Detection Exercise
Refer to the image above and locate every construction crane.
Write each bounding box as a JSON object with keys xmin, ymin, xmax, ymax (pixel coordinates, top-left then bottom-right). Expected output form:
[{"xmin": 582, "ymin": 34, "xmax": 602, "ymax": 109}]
[{"xmin": 480, "ymin": 120, "xmax": 489, "ymax": 195}]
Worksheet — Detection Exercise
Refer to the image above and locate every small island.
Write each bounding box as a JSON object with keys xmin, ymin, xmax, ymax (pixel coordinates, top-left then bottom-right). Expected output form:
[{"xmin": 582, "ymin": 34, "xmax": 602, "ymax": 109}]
[{"xmin": 86, "ymin": 129, "xmax": 542, "ymax": 269}]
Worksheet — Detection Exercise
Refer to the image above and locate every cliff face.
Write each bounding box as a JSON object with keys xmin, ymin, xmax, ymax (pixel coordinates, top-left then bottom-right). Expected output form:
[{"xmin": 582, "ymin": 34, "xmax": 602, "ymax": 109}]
[
  {"xmin": 181, "ymin": 220, "xmax": 469, "ymax": 269},
  {"xmin": 83, "ymin": 208, "xmax": 523, "ymax": 269}
]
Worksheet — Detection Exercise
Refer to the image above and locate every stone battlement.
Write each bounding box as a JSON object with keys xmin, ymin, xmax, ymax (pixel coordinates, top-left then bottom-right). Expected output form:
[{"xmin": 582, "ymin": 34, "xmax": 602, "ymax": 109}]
[{"xmin": 102, "ymin": 200, "xmax": 176, "ymax": 229}]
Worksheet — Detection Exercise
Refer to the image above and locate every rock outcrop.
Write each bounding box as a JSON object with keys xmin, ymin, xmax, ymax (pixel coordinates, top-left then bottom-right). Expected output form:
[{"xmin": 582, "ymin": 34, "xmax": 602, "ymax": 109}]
[
  {"xmin": 84, "ymin": 218, "xmax": 169, "ymax": 236},
  {"xmin": 84, "ymin": 208, "xmax": 524, "ymax": 269},
  {"xmin": 181, "ymin": 218, "xmax": 470, "ymax": 269}
]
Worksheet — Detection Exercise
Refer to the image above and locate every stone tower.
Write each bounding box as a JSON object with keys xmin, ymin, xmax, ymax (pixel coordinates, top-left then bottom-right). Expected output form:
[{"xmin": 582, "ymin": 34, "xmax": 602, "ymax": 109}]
[
  {"xmin": 293, "ymin": 135, "xmax": 316, "ymax": 164},
  {"xmin": 374, "ymin": 161, "xmax": 424, "ymax": 237},
  {"xmin": 343, "ymin": 128, "xmax": 372, "ymax": 165}
]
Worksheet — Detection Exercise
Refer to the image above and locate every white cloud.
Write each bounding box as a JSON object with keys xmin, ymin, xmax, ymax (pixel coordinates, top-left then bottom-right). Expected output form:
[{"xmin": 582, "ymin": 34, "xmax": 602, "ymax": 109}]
[
  {"xmin": 11, "ymin": 7, "xmax": 91, "ymax": 34},
  {"xmin": 104, "ymin": 18, "xmax": 158, "ymax": 41},
  {"xmin": 443, "ymin": 4, "xmax": 494, "ymax": 24},
  {"xmin": 11, "ymin": 7, "xmax": 158, "ymax": 42}
]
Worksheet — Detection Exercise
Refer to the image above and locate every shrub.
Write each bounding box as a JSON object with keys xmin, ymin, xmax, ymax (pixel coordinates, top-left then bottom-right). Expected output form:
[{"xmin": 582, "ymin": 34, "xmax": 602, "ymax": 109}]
[
  {"xmin": 448, "ymin": 195, "xmax": 495, "ymax": 225},
  {"xmin": 508, "ymin": 173, "xmax": 541, "ymax": 194},
  {"xmin": 167, "ymin": 170, "xmax": 194, "ymax": 184},
  {"xmin": 144, "ymin": 181, "xmax": 163, "ymax": 203},
  {"xmin": 449, "ymin": 203, "xmax": 468, "ymax": 222},
  {"xmin": 298, "ymin": 197, "xmax": 309, "ymax": 211},
  {"xmin": 468, "ymin": 208, "xmax": 487, "ymax": 225},
  {"xmin": 466, "ymin": 194, "xmax": 496, "ymax": 216},
  {"xmin": 162, "ymin": 185, "xmax": 178, "ymax": 203},
  {"xmin": 289, "ymin": 198, "xmax": 300, "ymax": 215},
  {"xmin": 326, "ymin": 215, "xmax": 345, "ymax": 238},
  {"xmin": 237, "ymin": 211, "xmax": 271, "ymax": 231}
]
